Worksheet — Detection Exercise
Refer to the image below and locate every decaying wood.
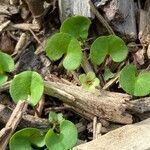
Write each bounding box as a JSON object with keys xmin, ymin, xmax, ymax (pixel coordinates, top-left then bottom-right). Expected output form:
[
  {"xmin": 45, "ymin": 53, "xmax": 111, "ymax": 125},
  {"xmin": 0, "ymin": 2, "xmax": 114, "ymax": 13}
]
[
  {"xmin": 89, "ymin": 0, "xmax": 114, "ymax": 35},
  {"xmin": 44, "ymin": 81, "xmax": 132, "ymax": 124},
  {"xmin": 58, "ymin": 0, "xmax": 93, "ymax": 22},
  {"xmin": 25, "ymin": 0, "xmax": 44, "ymax": 28},
  {"xmin": 73, "ymin": 118, "xmax": 150, "ymax": 150},
  {"xmin": 0, "ymin": 101, "xmax": 28, "ymax": 150},
  {"xmin": 101, "ymin": 0, "xmax": 137, "ymax": 41},
  {"xmin": 139, "ymin": 0, "xmax": 150, "ymax": 45},
  {"xmin": 127, "ymin": 97, "xmax": 150, "ymax": 113}
]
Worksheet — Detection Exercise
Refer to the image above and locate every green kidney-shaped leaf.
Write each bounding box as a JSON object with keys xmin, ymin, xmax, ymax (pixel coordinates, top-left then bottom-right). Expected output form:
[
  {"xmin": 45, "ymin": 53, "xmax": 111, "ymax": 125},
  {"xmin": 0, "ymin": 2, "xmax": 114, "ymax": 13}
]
[
  {"xmin": 119, "ymin": 64, "xmax": 150, "ymax": 96},
  {"xmin": 45, "ymin": 120, "xmax": 78, "ymax": 150},
  {"xmin": 9, "ymin": 128, "xmax": 45, "ymax": 150},
  {"xmin": 60, "ymin": 16, "xmax": 91, "ymax": 40},
  {"xmin": 90, "ymin": 35, "xmax": 128, "ymax": 65},
  {"xmin": 63, "ymin": 38, "xmax": 82, "ymax": 70},
  {"xmin": 45, "ymin": 33, "xmax": 72, "ymax": 61},
  {"xmin": 0, "ymin": 51, "xmax": 14, "ymax": 72},
  {"xmin": 108, "ymin": 35, "xmax": 128, "ymax": 62},
  {"xmin": 10, "ymin": 71, "xmax": 44, "ymax": 106},
  {"xmin": 45, "ymin": 33, "xmax": 82, "ymax": 70}
]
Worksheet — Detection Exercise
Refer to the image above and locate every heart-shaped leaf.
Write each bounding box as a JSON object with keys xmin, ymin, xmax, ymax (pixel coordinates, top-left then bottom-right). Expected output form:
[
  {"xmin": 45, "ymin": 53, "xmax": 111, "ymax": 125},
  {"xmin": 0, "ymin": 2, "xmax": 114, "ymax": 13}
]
[
  {"xmin": 45, "ymin": 120, "xmax": 78, "ymax": 150},
  {"xmin": 45, "ymin": 33, "xmax": 82, "ymax": 70},
  {"xmin": 10, "ymin": 71, "xmax": 44, "ymax": 106},
  {"xmin": 119, "ymin": 64, "xmax": 150, "ymax": 96},
  {"xmin": 90, "ymin": 35, "xmax": 128, "ymax": 65},
  {"xmin": 9, "ymin": 128, "xmax": 45, "ymax": 150},
  {"xmin": 79, "ymin": 72, "xmax": 100, "ymax": 91},
  {"xmin": 60, "ymin": 16, "xmax": 91, "ymax": 40}
]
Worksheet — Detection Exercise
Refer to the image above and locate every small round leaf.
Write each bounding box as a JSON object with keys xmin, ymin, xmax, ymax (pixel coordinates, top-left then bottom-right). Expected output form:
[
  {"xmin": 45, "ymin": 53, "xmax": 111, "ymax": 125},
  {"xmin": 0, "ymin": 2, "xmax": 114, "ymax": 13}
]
[
  {"xmin": 63, "ymin": 38, "xmax": 82, "ymax": 70},
  {"xmin": 119, "ymin": 64, "xmax": 136, "ymax": 95},
  {"xmin": 60, "ymin": 16, "xmax": 91, "ymax": 40},
  {"xmin": 45, "ymin": 120, "xmax": 78, "ymax": 150},
  {"xmin": 0, "ymin": 51, "xmax": 14, "ymax": 72},
  {"xmin": 9, "ymin": 128, "xmax": 45, "ymax": 150},
  {"xmin": 90, "ymin": 36, "xmax": 108, "ymax": 65},
  {"xmin": 108, "ymin": 35, "xmax": 128, "ymax": 62},
  {"xmin": 90, "ymin": 35, "xmax": 128, "ymax": 65},
  {"xmin": 10, "ymin": 71, "xmax": 44, "ymax": 106},
  {"xmin": 45, "ymin": 33, "xmax": 72, "ymax": 61},
  {"xmin": 119, "ymin": 64, "xmax": 150, "ymax": 96}
]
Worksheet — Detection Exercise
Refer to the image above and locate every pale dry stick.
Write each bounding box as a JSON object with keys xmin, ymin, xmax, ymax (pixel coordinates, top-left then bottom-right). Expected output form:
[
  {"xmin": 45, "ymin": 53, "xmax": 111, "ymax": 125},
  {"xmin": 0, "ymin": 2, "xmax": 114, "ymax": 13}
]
[
  {"xmin": 89, "ymin": 0, "xmax": 115, "ymax": 35},
  {"xmin": 93, "ymin": 116, "xmax": 97, "ymax": 140},
  {"xmin": 96, "ymin": 123, "xmax": 102, "ymax": 138},
  {"xmin": 102, "ymin": 73, "xmax": 119, "ymax": 90},
  {"xmin": 0, "ymin": 100, "xmax": 28, "ymax": 150},
  {"xmin": 0, "ymin": 20, "xmax": 11, "ymax": 32},
  {"xmin": 81, "ymin": 51, "xmax": 94, "ymax": 73},
  {"xmin": 11, "ymin": 23, "xmax": 39, "ymax": 31},
  {"xmin": 29, "ymin": 28, "xmax": 44, "ymax": 48},
  {"xmin": 35, "ymin": 96, "xmax": 45, "ymax": 117},
  {"xmin": 12, "ymin": 33, "xmax": 27, "ymax": 56}
]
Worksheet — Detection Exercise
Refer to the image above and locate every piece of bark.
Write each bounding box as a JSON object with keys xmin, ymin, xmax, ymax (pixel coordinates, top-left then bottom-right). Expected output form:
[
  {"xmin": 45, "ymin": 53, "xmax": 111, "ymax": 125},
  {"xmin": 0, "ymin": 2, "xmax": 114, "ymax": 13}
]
[
  {"xmin": 127, "ymin": 97, "xmax": 150, "ymax": 113},
  {"xmin": 25, "ymin": 0, "xmax": 44, "ymax": 28},
  {"xmin": 139, "ymin": 0, "xmax": 150, "ymax": 44},
  {"xmin": 73, "ymin": 118, "xmax": 150, "ymax": 150},
  {"xmin": 44, "ymin": 81, "xmax": 132, "ymax": 124},
  {"xmin": 58, "ymin": 0, "xmax": 93, "ymax": 22},
  {"xmin": 102, "ymin": 0, "xmax": 137, "ymax": 41}
]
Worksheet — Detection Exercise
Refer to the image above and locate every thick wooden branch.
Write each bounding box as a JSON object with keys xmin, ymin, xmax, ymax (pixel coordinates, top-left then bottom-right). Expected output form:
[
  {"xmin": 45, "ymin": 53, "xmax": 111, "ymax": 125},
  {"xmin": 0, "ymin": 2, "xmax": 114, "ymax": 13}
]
[
  {"xmin": 74, "ymin": 118, "xmax": 150, "ymax": 150},
  {"xmin": 44, "ymin": 81, "xmax": 132, "ymax": 124}
]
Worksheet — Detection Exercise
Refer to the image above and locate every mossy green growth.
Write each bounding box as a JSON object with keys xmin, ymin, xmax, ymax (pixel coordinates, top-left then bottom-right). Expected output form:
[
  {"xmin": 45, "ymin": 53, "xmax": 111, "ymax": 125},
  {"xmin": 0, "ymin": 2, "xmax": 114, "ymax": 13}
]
[
  {"xmin": 119, "ymin": 64, "xmax": 150, "ymax": 96},
  {"xmin": 79, "ymin": 72, "xmax": 100, "ymax": 91},
  {"xmin": 0, "ymin": 51, "xmax": 14, "ymax": 86}
]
